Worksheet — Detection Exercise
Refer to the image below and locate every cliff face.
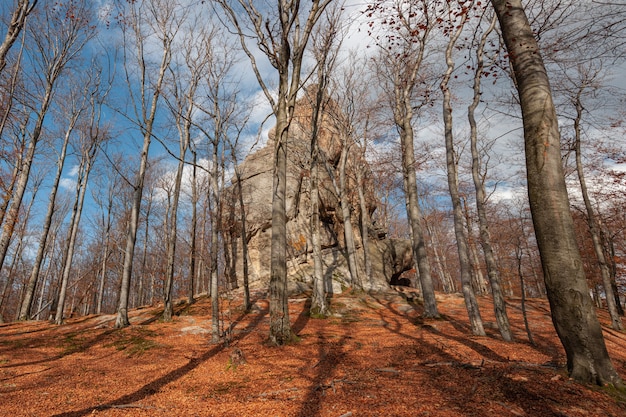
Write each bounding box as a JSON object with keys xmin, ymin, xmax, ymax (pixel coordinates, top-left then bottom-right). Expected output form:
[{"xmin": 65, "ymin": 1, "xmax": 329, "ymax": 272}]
[{"xmin": 224, "ymin": 98, "xmax": 412, "ymax": 293}]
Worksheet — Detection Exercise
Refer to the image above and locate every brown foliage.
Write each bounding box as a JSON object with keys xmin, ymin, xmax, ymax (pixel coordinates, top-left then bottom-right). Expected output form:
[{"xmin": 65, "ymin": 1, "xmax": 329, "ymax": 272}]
[{"xmin": 0, "ymin": 289, "xmax": 625, "ymax": 416}]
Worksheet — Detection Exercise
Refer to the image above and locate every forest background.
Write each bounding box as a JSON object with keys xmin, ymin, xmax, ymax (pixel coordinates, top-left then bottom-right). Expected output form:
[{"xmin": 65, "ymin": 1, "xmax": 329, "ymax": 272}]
[{"xmin": 0, "ymin": 0, "xmax": 625, "ymax": 387}]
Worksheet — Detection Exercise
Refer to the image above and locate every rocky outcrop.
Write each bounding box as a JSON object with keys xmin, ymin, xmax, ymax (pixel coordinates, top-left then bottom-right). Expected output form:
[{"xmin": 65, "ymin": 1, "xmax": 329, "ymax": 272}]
[{"xmin": 224, "ymin": 96, "xmax": 413, "ymax": 293}]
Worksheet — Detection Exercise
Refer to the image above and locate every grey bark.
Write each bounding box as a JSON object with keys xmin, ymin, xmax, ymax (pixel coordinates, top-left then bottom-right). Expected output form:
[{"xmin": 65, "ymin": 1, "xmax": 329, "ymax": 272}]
[
  {"xmin": 18, "ymin": 96, "xmax": 81, "ymax": 321},
  {"xmin": 217, "ymin": 0, "xmax": 332, "ymax": 345},
  {"xmin": 55, "ymin": 137, "xmax": 98, "ymax": 325},
  {"xmin": 491, "ymin": 0, "xmax": 622, "ymax": 386},
  {"xmin": 468, "ymin": 12, "xmax": 513, "ymax": 341},
  {"xmin": 441, "ymin": 7, "xmax": 484, "ymax": 336},
  {"xmin": 115, "ymin": 1, "xmax": 176, "ymax": 328},
  {"xmin": 572, "ymin": 89, "xmax": 622, "ymax": 331},
  {"xmin": 0, "ymin": 0, "xmax": 37, "ymax": 75}
]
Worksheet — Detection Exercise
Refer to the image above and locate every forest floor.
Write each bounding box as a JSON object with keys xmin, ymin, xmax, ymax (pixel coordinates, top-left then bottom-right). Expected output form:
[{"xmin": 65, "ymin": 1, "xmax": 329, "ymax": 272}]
[{"xmin": 1, "ymin": 287, "xmax": 626, "ymax": 417}]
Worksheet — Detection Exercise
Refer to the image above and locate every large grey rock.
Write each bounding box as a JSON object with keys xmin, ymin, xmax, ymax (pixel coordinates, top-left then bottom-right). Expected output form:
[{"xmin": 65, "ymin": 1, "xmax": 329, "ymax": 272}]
[{"xmin": 224, "ymin": 96, "xmax": 413, "ymax": 291}]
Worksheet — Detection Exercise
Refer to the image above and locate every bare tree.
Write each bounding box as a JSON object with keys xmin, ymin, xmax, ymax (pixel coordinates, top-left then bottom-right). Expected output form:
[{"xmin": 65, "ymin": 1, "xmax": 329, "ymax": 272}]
[
  {"xmin": 0, "ymin": 0, "xmax": 38, "ymax": 74},
  {"xmin": 368, "ymin": 0, "xmax": 440, "ymax": 317},
  {"xmin": 160, "ymin": 16, "xmax": 211, "ymax": 321},
  {"xmin": 491, "ymin": 0, "xmax": 622, "ymax": 387},
  {"xmin": 567, "ymin": 65, "xmax": 623, "ymax": 330},
  {"xmin": 440, "ymin": 0, "xmax": 484, "ymax": 334},
  {"xmin": 467, "ymin": 9, "xmax": 513, "ymax": 341},
  {"xmin": 18, "ymin": 70, "xmax": 96, "ymax": 321},
  {"xmin": 0, "ymin": 0, "xmax": 95, "ymax": 277},
  {"xmin": 54, "ymin": 103, "xmax": 105, "ymax": 324},
  {"xmin": 216, "ymin": 0, "xmax": 333, "ymax": 345},
  {"xmin": 114, "ymin": 0, "xmax": 182, "ymax": 328}
]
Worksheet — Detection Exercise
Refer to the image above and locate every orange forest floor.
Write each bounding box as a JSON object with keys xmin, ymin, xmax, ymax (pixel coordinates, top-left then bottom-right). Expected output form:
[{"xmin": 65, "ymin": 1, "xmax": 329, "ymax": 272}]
[{"xmin": 1, "ymin": 288, "xmax": 626, "ymax": 417}]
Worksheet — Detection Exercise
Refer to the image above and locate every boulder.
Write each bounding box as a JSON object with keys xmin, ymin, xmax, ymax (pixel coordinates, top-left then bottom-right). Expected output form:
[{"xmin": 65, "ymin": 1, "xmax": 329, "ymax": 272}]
[{"xmin": 224, "ymin": 95, "xmax": 413, "ymax": 291}]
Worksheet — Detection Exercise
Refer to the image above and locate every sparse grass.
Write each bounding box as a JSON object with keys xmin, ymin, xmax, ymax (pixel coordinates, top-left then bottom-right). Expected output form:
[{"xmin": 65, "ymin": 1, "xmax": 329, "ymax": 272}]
[
  {"xmin": 61, "ymin": 332, "xmax": 87, "ymax": 355},
  {"xmin": 107, "ymin": 328, "xmax": 160, "ymax": 357}
]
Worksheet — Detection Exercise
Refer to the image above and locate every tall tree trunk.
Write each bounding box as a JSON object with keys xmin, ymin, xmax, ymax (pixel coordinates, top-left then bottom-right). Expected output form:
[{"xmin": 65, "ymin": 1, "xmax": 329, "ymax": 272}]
[
  {"xmin": 0, "ymin": 0, "xmax": 37, "ymax": 75},
  {"xmin": 189, "ymin": 148, "xmax": 198, "ymax": 304},
  {"xmin": 18, "ymin": 108, "xmax": 76, "ymax": 320},
  {"xmin": 55, "ymin": 148, "xmax": 95, "ymax": 324},
  {"xmin": 572, "ymin": 91, "xmax": 622, "ymax": 330},
  {"xmin": 355, "ymin": 165, "xmax": 372, "ymax": 288},
  {"xmin": 491, "ymin": 0, "xmax": 622, "ymax": 386},
  {"xmin": 115, "ymin": 5, "xmax": 173, "ymax": 327},
  {"xmin": 468, "ymin": 12, "xmax": 513, "ymax": 341},
  {"xmin": 338, "ymin": 143, "xmax": 360, "ymax": 289},
  {"xmin": 441, "ymin": 8, "xmax": 485, "ymax": 336},
  {"xmin": 308, "ymin": 82, "xmax": 329, "ymax": 316},
  {"xmin": 0, "ymin": 85, "xmax": 53, "ymax": 273}
]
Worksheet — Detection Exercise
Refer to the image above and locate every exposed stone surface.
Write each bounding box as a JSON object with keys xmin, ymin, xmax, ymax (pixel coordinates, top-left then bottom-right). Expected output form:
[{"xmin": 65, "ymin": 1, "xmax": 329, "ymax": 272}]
[{"xmin": 225, "ymin": 97, "xmax": 413, "ymax": 292}]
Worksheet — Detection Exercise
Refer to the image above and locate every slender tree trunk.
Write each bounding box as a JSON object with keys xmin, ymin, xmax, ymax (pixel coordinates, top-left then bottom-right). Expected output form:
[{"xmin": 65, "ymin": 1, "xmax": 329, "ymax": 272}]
[
  {"xmin": 515, "ymin": 243, "xmax": 535, "ymax": 346},
  {"xmin": 468, "ymin": 12, "xmax": 513, "ymax": 341},
  {"xmin": 0, "ymin": 86, "xmax": 53, "ymax": 273},
  {"xmin": 491, "ymin": 0, "xmax": 622, "ymax": 386},
  {"xmin": 162, "ymin": 133, "xmax": 188, "ymax": 321},
  {"xmin": 441, "ymin": 9, "xmax": 484, "ymax": 336},
  {"xmin": 230, "ymin": 160, "xmax": 251, "ymax": 310},
  {"xmin": 189, "ymin": 149, "xmax": 198, "ymax": 304},
  {"xmin": 573, "ymin": 91, "xmax": 622, "ymax": 330},
  {"xmin": 338, "ymin": 143, "xmax": 360, "ymax": 289},
  {"xmin": 18, "ymin": 113, "xmax": 75, "ymax": 320},
  {"xmin": 115, "ymin": 9, "xmax": 173, "ymax": 327},
  {"xmin": 0, "ymin": 0, "xmax": 37, "ymax": 75},
  {"xmin": 55, "ymin": 153, "xmax": 94, "ymax": 324},
  {"xmin": 308, "ymin": 83, "xmax": 329, "ymax": 316},
  {"xmin": 355, "ymin": 166, "xmax": 372, "ymax": 288}
]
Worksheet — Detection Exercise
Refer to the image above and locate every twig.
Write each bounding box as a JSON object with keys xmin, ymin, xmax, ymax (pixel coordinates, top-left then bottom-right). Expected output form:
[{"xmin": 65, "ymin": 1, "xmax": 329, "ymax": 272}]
[{"xmin": 258, "ymin": 387, "xmax": 298, "ymax": 398}]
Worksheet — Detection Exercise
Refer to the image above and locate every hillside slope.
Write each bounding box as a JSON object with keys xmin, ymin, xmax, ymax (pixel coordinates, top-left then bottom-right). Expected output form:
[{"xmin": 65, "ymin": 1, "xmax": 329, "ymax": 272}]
[{"xmin": 1, "ymin": 289, "xmax": 625, "ymax": 416}]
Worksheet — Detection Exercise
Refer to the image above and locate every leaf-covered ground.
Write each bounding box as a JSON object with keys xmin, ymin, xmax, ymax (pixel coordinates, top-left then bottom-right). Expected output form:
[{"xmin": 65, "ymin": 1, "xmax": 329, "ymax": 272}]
[{"xmin": 1, "ymin": 288, "xmax": 625, "ymax": 416}]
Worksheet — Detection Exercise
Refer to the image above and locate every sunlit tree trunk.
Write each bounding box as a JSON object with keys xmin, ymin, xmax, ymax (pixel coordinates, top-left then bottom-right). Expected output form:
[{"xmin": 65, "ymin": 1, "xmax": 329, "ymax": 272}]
[
  {"xmin": 217, "ymin": 0, "xmax": 332, "ymax": 345},
  {"xmin": 18, "ymin": 97, "xmax": 78, "ymax": 320},
  {"xmin": 441, "ymin": 4, "xmax": 484, "ymax": 336},
  {"xmin": 115, "ymin": 0, "xmax": 178, "ymax": 328},
  {"xmin": 0, "ymin": 0, "xmax": 93, "ymax": 273},
  {"xmin": 572, "ymin": 89, "xmax": 622, "ymax": 330},
  {"xmin": 0, "ymin": 0, "xmax": 37, "ymax": 75},
  {"xmin": 468, "ymin": 11, "xmax": 513, "ymax": 341},
  {"xmin": 55, "ymin": 137, "xmax": 98, "ymax": 324},
  {"xmin": 491, "ymin": 0, "xmax": 622, "ymax": 386}
]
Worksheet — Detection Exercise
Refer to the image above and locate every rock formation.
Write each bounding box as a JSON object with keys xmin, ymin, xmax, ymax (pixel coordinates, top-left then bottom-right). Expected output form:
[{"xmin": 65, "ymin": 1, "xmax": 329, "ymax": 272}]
[{"xmin": 224, "ymin": 95, "xmax": 413, "ymax": 293}]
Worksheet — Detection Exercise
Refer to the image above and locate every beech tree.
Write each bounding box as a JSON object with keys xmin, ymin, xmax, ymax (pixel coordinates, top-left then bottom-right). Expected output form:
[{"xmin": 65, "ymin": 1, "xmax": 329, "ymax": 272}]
[
  {"xmin": 216, "ymin": 0, "xmax": 333, "ymax": 345},
  {"xmin": 367, "ymin": 0, "xmax": 440, "ymax": 317},
  {"xmin": 0, "ymin": 0, "xmax": 37, "ymax": 75},
  {"xmin": 439, "ymin": 0, "xmax": 484, "ymax": 335},
  {"xmin": 490, "ymin": 0, "xmax": 622, "ymax": 386},
  {"xmin": 114, "ymin": 0, "xmax": 182, "ymax": 328},
  {"xmin": 0, "ymin": 0, "xmax": 95, "ymax": 276},
  {"xmin": 17, "ymin": 69, "xmax": 101, "ymax": 321},
  {"xmin": 466, "ymin": 8, "xmax": 513, "ymax": 341}
]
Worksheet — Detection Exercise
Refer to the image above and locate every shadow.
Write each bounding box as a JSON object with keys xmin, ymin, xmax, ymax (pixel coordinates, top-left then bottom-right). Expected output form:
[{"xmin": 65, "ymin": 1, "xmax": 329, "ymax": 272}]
[
  {"xmin": 52, "ymin": 302, "xmax": 269, "ymax": 417},
  {"xmin": 292, "ymin": 298, "xmax": 311, "ymax": 335},
  {"xmin": 295, "ymin": 331, "xmax": 350, "ymax": 417},
  {"xmin": 365, "ymin": 292, "xmax": 577, "ymax": 416},
  {"xmin": 0, "ymin": 328, "xmax": 119, "ymax": 369}
]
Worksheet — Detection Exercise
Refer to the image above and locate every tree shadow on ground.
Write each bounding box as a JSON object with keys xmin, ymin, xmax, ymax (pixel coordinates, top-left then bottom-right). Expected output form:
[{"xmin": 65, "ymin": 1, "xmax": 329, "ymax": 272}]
[{"xmin": 51, "ymin": 301, "xmax": 269, "ymax": 417}]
